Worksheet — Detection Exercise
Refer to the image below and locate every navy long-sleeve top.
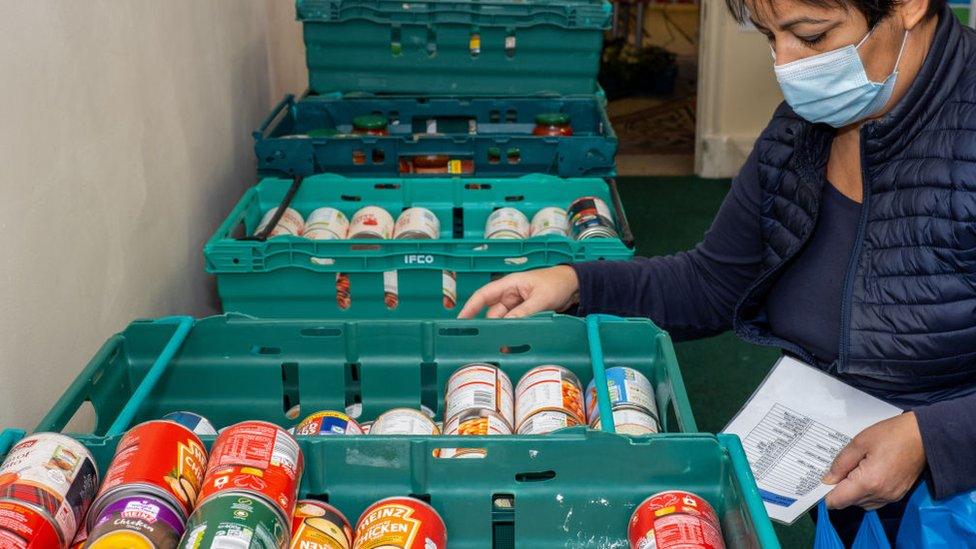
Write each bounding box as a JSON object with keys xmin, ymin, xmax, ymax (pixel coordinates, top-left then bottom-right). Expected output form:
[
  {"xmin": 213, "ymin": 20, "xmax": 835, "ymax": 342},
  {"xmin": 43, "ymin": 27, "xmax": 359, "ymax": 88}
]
[{"xmin": 572, "ymin": 149, "xmax": 976, "ymax": 499}]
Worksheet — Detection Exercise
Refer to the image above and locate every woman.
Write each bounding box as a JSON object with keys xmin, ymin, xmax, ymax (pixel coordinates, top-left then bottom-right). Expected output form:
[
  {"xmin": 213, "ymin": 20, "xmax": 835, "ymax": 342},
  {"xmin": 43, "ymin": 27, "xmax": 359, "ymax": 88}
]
[{"xmin": 459, "ymin": 0, "xmax": 976, "ymax": 541}]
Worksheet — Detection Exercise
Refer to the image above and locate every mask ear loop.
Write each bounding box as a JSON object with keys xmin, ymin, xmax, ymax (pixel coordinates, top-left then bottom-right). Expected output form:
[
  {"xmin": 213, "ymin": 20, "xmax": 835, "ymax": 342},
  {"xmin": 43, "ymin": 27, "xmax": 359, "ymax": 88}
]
[{"xmin": 891, "ymin": 29, "xmax": 910, "ymax": 73}]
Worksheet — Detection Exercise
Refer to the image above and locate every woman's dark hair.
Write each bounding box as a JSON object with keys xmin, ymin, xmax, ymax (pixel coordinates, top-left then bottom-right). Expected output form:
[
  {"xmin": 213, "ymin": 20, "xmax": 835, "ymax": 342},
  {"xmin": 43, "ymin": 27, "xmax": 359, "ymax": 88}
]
[{"xmin": 725, "ymin": 0, "xmax": 947, "ymax": 27}]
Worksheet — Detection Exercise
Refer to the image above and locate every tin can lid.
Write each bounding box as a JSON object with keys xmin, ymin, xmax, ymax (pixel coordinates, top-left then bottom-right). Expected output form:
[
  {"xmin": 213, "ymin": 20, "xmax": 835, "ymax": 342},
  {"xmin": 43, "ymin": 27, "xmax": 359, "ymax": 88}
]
[
  {"xmin": 535, "ymin": 112, "xmax": 571, "ymax": 125},
  {"xmin": 352, "ymin": 114, "xmax": 388, "ymax": 130}
]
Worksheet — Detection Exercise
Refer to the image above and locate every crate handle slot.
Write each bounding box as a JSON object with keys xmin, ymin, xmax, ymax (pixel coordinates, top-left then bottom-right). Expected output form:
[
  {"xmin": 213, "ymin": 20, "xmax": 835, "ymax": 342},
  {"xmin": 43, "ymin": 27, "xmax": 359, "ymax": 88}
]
[
  {"xmin": 281, "ymin": 362, "xmax": 301, "ymax": 419},
  {"xmin": 586, "ymin": 315, "xmax": 616, "ymax": 434},
  {"xmin": 251, "ymin": 346, "xmax": 282, "ymax": 356},
  {"xmin": 0, "ymin": 429, "xmax": 26, "ymax": 457},
  {"xmin": 255, "ymin": 95, "xmax": 295, "ymax": 140},
  {"xmin": 499, "ymin": 344, "xmax": 530, "ymax": 354},
  {"xmin": 515, "ymin": 470, "xmax": 556, "ymax": 482},
  {"xmin": 439, "ymin": 327, "xmax": 479, "ymax": 336},
  {"xmin": 300, "ymin": 327, "xmax": 341, "ymax": 337},
  {"xmin": 239, "ymin": 176, "xmax": 304, "ymax": 242},
  {"xmin": 433, "ymin": 448, "xmax": 486, "ymax": 459}
]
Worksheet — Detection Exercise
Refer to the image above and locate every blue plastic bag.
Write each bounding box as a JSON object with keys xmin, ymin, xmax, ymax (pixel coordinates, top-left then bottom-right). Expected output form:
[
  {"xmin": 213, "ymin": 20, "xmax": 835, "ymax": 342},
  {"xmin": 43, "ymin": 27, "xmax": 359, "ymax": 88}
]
[
  {"xmin": 814, "ymin": 500, "xmax": 891, "ymax": 549},
  {"xmin": 896, "ymin": 483, "xmax": 976, "ymax": 548}
]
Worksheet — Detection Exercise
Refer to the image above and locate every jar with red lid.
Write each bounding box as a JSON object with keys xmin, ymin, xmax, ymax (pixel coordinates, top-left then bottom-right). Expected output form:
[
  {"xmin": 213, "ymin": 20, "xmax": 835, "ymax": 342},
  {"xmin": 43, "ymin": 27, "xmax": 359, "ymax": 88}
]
[
  {"xmin": 533, "ymin": 113, "xmax": 574, "ymax": 136},
  {"xmin": 352, "ymin": 114, "xmax": 390, "ymax": 136}
]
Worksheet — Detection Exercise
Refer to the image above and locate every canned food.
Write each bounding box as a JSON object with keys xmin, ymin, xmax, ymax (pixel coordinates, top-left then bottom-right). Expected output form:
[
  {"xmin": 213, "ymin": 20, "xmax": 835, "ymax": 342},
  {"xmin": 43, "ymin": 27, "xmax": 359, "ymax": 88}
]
[
  {"xmin": 515, "ymin": 410, "xmax": 581, "ymax": 435},
  {"xmin": 629, "ymin": 490, "xmax": 724, "ymax": 549},
  {"xmin": 291, "ymin": 500, "xmax": 353, "ymax": 549},
  {"xmin": 369, "ymin": 409, "xmax": 440, "ymax": 436},
  {"xmin": 442, "ymin": 271, "xmax": 457, "ymax": 310},
  {"xmin": 383, "ymin": 270, "xmax": 399, "ymax": 310},
  {"xmin": 162, "ymin": 411, "xmax": 218, "ymax": 436},
  {"xmin": 85, "ymin": 493, "xmax": 185, "ymax": 549},
  {"xmin": 199, "ymin": 421, "xmax": 304, "ymax": 521},
  {"xmin": 180, "ymin": 493, "xmax": 289, "ymax": 549},
  {"xmin": 440, "ymin": 409, "xmax": 512, "ymax": 458},
  {"xmin": 349, "ymin": 207, "xmax": 394, "ymax": 240},
  {"xmin": 0, "ymin": 500, "xmax": 64, "ymax": 548},
  {"xmin": 303, "ymin": 208, "xmax": 350, "ymax": 240},
  {"xmin": 484, "ymin": 208, "xmax": 530, "ymax": 240},
  {"xmin": 410, "ymin": 155, "xmax": 450, "ymax": 175},
  {"xmin": 336, "ymin": 273, "xmax": 351, "ymax": 310},
  {"xmin": 359, "ymin": 422, "xmax": 373, "ymax": 435},
  {"xmin": 294, "ymin": 411, "xmax": 363, "ymax": 436},
  {"xmin": 514, "ymin": 365, "xmax": 585, "ymax": 430},
  {"xmin": 351, "ymin": 115, "xmax": 389, "ymax": 136},
  {"xmin": 568, "ymin": 196, "xmax": 618, "ymax": 240},
  {"xmin": 444, "ymin": 364, "xmax": 514, "ymax": 429},
  {"xmin": 92, "ymin": 421, "xmax": 207, "ymax": 524},
  {"xmin": 590, "ymin": 406, "xmax": 659, "ymax": 435},
  {"xmin": 0, "ymin": 433, "xmax": 99, "ymax": 545},
  {"xmin": 532, "ymin": 113, "xmax": 574, "ymax": 137},
  {"xmin": 393, "ymin": 208, "xmax": 440, "ymax": 240},
  {"xmin": 353, "ymin": 497, "xmax": 446, "ymax": 549},
  {"xmin": 255, "ymin": 207, "xmax": 305, "ymax": 238},
  {"xmin": 585, "ymin": 367, "xmax": 657, "ymax": 424},
  {"xmin": 529, "ymin": 207, "xmax": 570, "ymax": 237}
]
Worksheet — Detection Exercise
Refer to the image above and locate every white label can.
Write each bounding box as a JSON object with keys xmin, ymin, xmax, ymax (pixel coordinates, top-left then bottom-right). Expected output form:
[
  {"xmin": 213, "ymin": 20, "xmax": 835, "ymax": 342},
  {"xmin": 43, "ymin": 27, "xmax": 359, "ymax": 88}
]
[
  {"xmin": 369, "ymin": 409, "xmax": 441, "ymax": 435},
  {"xmin": 348, "ymin": 206, "xmax": 394, "ymax": 239},
  {"xmin": 514, "ymin": 365, "xmax": 585, "ymax": 430},
  {"xmin": 440, "ymin": 409, "xmax": 512, "ymax": 458},
  {"xmin": 393, "ymin": 207, "xmax": 440, "ymax": 239},
  {"xmin": 530, "ymin": 207, "xmax": 570, "ymax": 237},
  {"xmin": 590, "ymin": 406, "xmax": 660, "ymax": 435},
  {"xmin": 585, "ymin": 366, "xmax": 657, "ymax": 424},
  {"xmin": 303, "ymin": 207, "xmax": 349, "ymax": 240},
  {"xmin": 383, "ymin": 271, "xmax": 399, "ymax": 309},
  {"xmin": 256, "ymin": 207, "xmax": 305, "ymax": 238},
  {"xmin": 444, "ymin": 364, "xmax": 515, "ymax": 429},
  {"xmin": 515, "ymin": 410, "xmax": 582, "ymax": 435},
  {"xmin": 484, "ymin": 208, "xmax": 530, "ymax": 239},
  {"xmin": 442, "ymin": 270, "xmax": 458, "ymax": 310}
]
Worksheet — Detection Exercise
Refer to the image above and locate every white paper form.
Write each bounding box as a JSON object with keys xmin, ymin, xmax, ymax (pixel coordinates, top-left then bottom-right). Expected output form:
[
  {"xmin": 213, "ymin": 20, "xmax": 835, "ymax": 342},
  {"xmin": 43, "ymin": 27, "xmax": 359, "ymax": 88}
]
[{"xmin": 723, "ymin": 356, "xmax": 902, "ymax": 524}]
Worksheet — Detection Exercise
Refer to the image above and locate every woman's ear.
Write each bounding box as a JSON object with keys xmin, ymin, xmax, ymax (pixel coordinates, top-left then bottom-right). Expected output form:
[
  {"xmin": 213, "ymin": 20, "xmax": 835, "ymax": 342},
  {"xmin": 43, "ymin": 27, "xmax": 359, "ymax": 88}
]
[{"xmin": 898, "ymin": 0, "xmax": 931, "ymax": 30}]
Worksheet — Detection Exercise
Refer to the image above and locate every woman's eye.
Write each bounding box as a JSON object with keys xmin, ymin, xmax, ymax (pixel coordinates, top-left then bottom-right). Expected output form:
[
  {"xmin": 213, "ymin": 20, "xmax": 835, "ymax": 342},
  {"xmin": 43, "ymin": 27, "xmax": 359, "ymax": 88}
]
[{"xmin": 799, "ymin": 33, "xmax": 827, "ymax": 45}]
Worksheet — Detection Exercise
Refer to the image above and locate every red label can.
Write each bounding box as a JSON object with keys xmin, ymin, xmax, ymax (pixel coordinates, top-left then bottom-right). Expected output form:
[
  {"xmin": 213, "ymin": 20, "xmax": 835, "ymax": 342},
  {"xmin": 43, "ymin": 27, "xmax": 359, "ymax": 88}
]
[
  {"xmin": 353, "ymin": 497, "xmax": 446, "ymax": 549},
  {"xmin": 198, "ymin": 421, "xmax": 304, "ymax": 522},
  {"xmin": 290, "ymin": 500, "xmax": 353, "ymax": 549},
  {"xmin": 92, "ymin": 421, "xmax": 207, "ymax": 523},
  {"xmin": 0, "ymin": 500, "xmax": 65, "ymax": 548},
  {"xmin": 628, "ymin": 490, "xmax": 725, "ymax": 549}
]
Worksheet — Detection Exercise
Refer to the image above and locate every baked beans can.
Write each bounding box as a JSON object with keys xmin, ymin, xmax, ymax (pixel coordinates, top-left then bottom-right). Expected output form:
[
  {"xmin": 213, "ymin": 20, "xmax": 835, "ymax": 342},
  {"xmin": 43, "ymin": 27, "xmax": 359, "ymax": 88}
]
[
  {"xmin": 198, "ymin": 421, "xmax": 304, "ymax": 522},
  {"xmin": 180, "ymin": 492, "xmax": 288, "ymax": 549},
  {"xmin": 590, "ymin": 406, "xmax": 659, "ymax": 435},
  {"xmin": 353, "ymin": 497, "xmax": 446, "ymax": 549},
  {"xmin": 303, "ymin": 207, "xmax": 350, "ymax": 240},
  {"xmin": 349, "ymin": 206, "xmax": 394, "ymax": 239},
  {"xmin": 629, "ymin": 490, "xmax": 725, "ymax": 549},
  {"xmin": 567, "ymin": 196, "xmax": 618, "ymax": 240},
  {"xmin": 442, "ymin": 271, "xmax": 457, "ymax": 310},
  {"xmin": 294, "ymin": 411, "xmax": 363, "ymax": 436},
  {"xmin": 369, "ymin": 409, "xmax": 441, "ymax": 436},
  {"xmin": 444, "ymin": 364, "xmax": 515, "ymax": 429},
  {"xmin": 256, "ymin": 207, "xmax": 305, "ymax": 238},
  {"xmin": 514, "ymin": 365, "xmax": 585, "ymax": 430},
  {"xmin": 290, "ymin": 500, "xmax": 353, "ymax": 549},
  {"xmin": 383, "ymin": 271, "xmax": 399, "ymax": 310},
  {"xmin": 162, "ymin": 411, "xmax": 218, "ymax": 436},
  {"xmin": 393, "ymin": 208, "xmax": 440, "ymax": 240},
  {"xmin": 585, "ymin": 367, "xmax": 657, "ymax": 425},
  {"xmin": 0, "ymin": 499, "xmax": 64, "ymax": 548},
  {"xmin": 91, "ymin": 421, "xmax": 207, "ymax": 524},
  {"xmin": 84, "ymin": 493, "xmax": 185, "ymax": 549},
  {"xmin": 529, "ymin": 207, "xmax": 570, "ymax": 238},
  {"xmin": 484, "ymin": 208, "xmax": 530, "ymax": 239},
  {"xmin": 0, "ymin": 433, "xmax": 99, "ymax": 545},
  {"xmin": 515, "ymin": 410, "xmax": 581, "ymax": 435},
  {"xmin": 440, "ymin": 409, "xmax": 512, "ymax": 459}
]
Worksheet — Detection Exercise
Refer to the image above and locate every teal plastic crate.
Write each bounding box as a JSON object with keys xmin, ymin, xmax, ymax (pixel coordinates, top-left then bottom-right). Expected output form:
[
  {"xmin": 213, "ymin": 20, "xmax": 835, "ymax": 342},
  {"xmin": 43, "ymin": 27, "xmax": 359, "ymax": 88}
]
[
  {"xmin": 296, "ymin": 0, "xmax": 612, "ymax": 96},
  {"xmin": 255, "ymin": 93, "xmax": 617, "ymax": 178},
  {"xmin": 204, "ymin": 174, "xmax": 634, "ymax": 318}
]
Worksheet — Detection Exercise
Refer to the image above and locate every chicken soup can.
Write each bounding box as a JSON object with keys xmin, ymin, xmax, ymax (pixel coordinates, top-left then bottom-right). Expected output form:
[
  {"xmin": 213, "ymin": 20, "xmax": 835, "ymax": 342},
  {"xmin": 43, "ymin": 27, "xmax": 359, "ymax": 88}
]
[
  {"xmin": 84, "ymin": 493, "xmax": 185, "ymax": 549},
  {"xmin": 0, "ymin": 433, "xmax": 99, "ymax": 545},
  {"xmin": 303, "ymin": 207, "xmax": 350, "ymax": 240},
  {"xmin": 162, "ymin": 411, "xmax": 218, "ymax": 436},
  {"xmin": 91, "ymin": 421, "xmax": 207, "ymax": 524},
  {"xmin": 530, "ymin": 207, "xmax": 570, "ymax": 237},
  {"xmin": 199, "ymin": 421, "xmax": 304, "ymax": 521},
  {"xmin": 393, "ymin": 208, "xmax": 440, "ymax": 240},
  {"xmin": 444, "ymin": 364, "xmax": 514, "ymax": 429},
  {"xmin": 349, "ymin": 207, "xmax": 394, "ymax": 239},
  {"xmin": 440, "ymin": 409, "xmax": 512, "ymax": 459},
  {"xmin": 256, "ymin": 207, "xmax": 305, "ymax": 238},
  {"xmin": 369, "ymin": 409, "xmax": 440, "ymax": 436},
  {"xmin": 179, "ymin": 493, "xmax": 288, "ymax": 549},
  {"xmin": 353, "ymin": 497, "xmax": 446, "ymax": 549},
  {"xmin": 584, "ymin": 367, "xmax": 657, "ymax": 425},
  {"xmin": 290, "ymin": 500, "xmax": 353, "ymax": 549},
  {"xmin": 568, "ymin": 196, "xmax": 618, "ymax": 240},
  {"xmin": 515, "ymin": 410, "xmax": 581, "ymax": 435},
  {"xmin": 629, "ymin": 490, "xmax": 724, "ymax": 549},
  {"xmin": 0, "ymin": 500, "xmax": 64, "ymax": 548},
  {"xmin": 484, "ymin": 208, "xmax": 529, "ymax": 239},
  {"xmin": 294, "ymin": 411, "xmax": 363, "ymax": 436},
  {"xmin": 590, "ymin": 406, "xmax": 659, "ymax": 435},
  {"xmin": 514, "ymin": 365, "xmax": 585, "ymax": 430}
]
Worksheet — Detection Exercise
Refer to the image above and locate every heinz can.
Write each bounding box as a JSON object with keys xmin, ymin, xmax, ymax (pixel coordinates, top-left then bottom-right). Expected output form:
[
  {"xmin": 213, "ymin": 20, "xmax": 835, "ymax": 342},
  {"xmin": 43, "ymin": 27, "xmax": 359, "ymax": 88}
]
[
  {"xmin": 162, "ymin": 411, "xmax": 218, "ymax": 436},
  {"xmin": 529, "ymin": 207, "xmax": 570, "ymax": 237},
  {"xmin": 585, "ymin": 367, "xmax": 657, "ymax": 425},
  {"xmin": 442, "ymin": 271, "xmax": 457, "ymax": 310},
  {"xmin": 369, "ymin": 409, "xmax": 440, "ymax": 436},
  {"xmin": 0, "ymin": 433, "xmax": 99, "ymax": 545},
  {"xmin": 515, "ymin": 410, "xmax": 581, "ymax": 435},
  {"xmin": 91, "ymin": 421, "xmax": 207, "ymax": 524},
  {"xmin": 294, "ymin": 411, "xmax": 363, "ymax": 436},
  {"xmin": 444, "ymin": 364, "xmax": 514, "ymax": 429},
  {"xmin": 353, "ymin": 497, "xmax": 446, "ymax": 549},
  {"xmin": 484, "ymin": 208, "xmax": 530, "ymax": 239},
  {"xmin": 290, "ymin": 500, "xmax": 353, "ymax": 549},
  {"xmin": 514, "ymin": 365, "xmax": 585, "ymax": 430},
  {"xmin": 567, "ymin": 196, "xmax": 618, "ymax": 240},
  {"xmin": 629, "ymin": 490, "xmax": 724, "ymax": 549},
  {"xmin": 84, "ymin": 493, "xmax": 185, "ymax": 549},
  {"xmin": 303, "ymin": 207, "xmax": 350, "ymax": 240},
  {"xmin": 255, "ymin": 207, "xmax": 305, "ymax": 238},
  {"xmin": 590, "ymin": 406, "xmax": 659, "ymax": 435},
  {"xmin": 440, "ymin": 409, "xmax": 512, "ymax": 459},
  {"xmin": 198, "ymin": 421, "xmax": 304, "ymax": 521},
  {"xmin": 393, "ymin": 208, "xmax": 440, "ymax": 240},
  {"xmin": 348, "ymin": 206, "xmax": 394, "ymax": 239},
  {"xmin": 0, "ymin": 500, "xmax": 64, "ymax": 548},
  {"xmin": 180, "ymin": 493, "xmax": 288, "ymax": 549}
]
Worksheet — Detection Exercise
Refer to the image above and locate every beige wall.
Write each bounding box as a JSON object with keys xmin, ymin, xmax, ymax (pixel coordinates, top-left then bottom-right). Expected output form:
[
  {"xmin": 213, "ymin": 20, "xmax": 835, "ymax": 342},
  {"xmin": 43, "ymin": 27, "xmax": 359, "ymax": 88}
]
[
  {"xmin": 696, "ymin": 0, "xmax": 783, "ymax": 178},
  {"xmin": 0, "ymin": 1, "xmax": 307, "ymax": 430}
]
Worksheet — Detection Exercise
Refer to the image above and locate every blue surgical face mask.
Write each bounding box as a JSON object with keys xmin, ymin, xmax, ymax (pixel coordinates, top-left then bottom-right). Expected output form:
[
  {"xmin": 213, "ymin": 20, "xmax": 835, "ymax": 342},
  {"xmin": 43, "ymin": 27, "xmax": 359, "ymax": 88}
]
[{"xmin": 772, "ymin": 27, "xmax": 910, "ymax": 127}]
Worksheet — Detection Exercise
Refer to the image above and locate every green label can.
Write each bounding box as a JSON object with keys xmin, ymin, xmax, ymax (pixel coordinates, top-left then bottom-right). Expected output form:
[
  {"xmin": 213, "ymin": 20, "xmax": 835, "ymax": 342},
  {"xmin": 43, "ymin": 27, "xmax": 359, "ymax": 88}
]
[{"xmin": 178, "ymin": 492, "xmax": 288, "ymax": 549}]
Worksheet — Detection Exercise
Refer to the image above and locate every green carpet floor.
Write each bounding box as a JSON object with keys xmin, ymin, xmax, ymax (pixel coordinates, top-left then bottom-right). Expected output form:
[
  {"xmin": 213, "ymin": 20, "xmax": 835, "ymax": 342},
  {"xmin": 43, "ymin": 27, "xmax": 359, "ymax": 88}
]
[{"xmin": 617, "ymin": 176, "xmax": 815, "ymax": 548}]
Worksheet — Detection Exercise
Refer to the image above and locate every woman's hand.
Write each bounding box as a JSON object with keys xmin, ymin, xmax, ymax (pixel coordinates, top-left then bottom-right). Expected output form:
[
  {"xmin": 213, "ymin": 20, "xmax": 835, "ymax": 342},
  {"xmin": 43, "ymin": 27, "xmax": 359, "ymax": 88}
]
[
  {"xmin": 823, "ymin": 412, "xmax": 926, "ymax": 510},
  {"xmin": 457, "ymin": 265, "xmax": 580, "ymax": 319}
]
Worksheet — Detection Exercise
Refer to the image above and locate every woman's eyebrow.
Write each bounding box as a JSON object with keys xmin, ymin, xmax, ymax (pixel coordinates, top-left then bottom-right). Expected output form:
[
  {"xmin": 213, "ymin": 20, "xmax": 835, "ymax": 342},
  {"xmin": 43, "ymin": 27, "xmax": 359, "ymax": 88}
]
[{"xmin": 778, "ymin": 16, "xmax": 830, "ymax": 30}]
